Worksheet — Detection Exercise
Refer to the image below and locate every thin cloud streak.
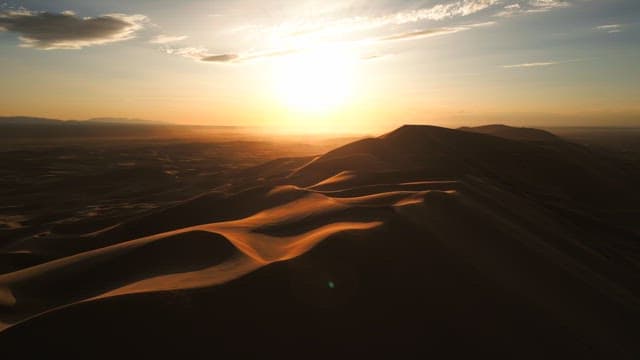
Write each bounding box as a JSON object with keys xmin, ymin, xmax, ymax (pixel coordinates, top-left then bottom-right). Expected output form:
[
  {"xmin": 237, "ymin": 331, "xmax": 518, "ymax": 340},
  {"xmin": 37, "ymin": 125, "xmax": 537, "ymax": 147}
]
[
  {"xmin": 379, "ymin": 20, "xmax": 497, "ymax": 42},
  {"xmin": 495, "ymin": 0, "xmax": 570, "ymax": 17},
  {"xmin": 161, "ymin": 46, "xmax": 239, "ymax": 63},
  {"xmin": 502, "ymin": 61, "xmax": 558, "ymax": 68},
  {"xmin": 161, "ymin": 45, "xmax": 297, "ymax": 63},
  {"xmin": 201, "ymin": 54, "xmax": 238, "ymax": 62},
  {"xmin": 380, "ymin": 27, "xmax": 469, "ymax": 42},
  {"xmin": 595, "ymin": 24, "xmax": 622, "ymax": 33},
  {"xmin": 502, "ymin": 58, "xmax": 587, "ymax": 69}
]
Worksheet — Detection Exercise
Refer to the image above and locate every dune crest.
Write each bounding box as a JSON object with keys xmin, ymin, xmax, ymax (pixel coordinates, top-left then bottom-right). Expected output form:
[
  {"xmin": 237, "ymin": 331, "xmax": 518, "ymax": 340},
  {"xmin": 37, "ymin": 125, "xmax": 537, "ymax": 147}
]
[{"xmin": 0, "ymin": 183, "xmax": 446, "ymax": 329}]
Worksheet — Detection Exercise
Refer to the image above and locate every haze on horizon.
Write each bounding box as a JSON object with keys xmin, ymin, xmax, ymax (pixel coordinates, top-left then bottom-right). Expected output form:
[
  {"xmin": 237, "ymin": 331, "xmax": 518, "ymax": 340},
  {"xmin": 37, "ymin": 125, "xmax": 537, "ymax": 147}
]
[{"xmin": 1, "ymin": 0, "xmax": 639, "ymax": 132}]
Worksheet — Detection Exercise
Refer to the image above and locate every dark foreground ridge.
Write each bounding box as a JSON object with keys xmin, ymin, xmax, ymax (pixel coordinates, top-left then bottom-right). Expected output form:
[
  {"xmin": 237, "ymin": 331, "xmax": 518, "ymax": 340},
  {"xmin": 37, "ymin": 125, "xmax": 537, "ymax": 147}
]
[{"xmin": 1, "ymin": 125, "xmax": 639, "ymax": 359}]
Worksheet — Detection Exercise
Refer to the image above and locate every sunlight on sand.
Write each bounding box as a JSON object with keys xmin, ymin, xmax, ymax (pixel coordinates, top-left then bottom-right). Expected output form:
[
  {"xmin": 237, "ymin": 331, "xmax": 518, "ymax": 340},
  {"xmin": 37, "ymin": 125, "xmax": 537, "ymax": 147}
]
[{"xmin": 1, "ymin": 182, "xmax": 457, "ymax": 329}]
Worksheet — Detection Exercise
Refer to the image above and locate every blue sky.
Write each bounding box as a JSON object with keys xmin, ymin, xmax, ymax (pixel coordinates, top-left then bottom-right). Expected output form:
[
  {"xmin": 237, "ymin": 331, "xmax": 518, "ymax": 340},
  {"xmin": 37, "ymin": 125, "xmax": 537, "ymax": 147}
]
[{"xmin": 1, "ymin": 0, "xmax": 639, "ymax": 131}]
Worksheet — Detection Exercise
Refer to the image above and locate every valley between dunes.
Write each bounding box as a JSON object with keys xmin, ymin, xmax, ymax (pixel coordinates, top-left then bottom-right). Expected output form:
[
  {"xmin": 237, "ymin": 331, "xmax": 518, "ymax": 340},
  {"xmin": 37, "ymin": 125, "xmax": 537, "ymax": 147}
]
[{"xmin": 1, "ymin": 125, "xmax": 639, "ymax": 358}]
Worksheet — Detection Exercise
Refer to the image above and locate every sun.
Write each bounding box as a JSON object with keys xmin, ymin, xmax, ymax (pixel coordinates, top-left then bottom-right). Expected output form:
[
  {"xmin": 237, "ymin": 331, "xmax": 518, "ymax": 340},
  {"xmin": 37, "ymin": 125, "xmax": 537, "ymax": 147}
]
[{"xmin": 272, "ymin": 48, "xmax": 358, "ymax": 114}]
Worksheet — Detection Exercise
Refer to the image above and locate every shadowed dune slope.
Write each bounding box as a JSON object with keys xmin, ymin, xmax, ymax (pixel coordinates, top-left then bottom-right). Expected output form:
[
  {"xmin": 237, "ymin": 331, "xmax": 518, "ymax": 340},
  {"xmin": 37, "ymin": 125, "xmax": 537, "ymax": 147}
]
[
  {"xmin": 459, "ymin": 124, "xmax": 560, "ymax": 142},
  {"xmin": 292, "ymin": 125, "xmax": 638, "ymax": 208},
  {"xmin": 0, "ymin": 125, "xmax": 639, "ymax": 358}
]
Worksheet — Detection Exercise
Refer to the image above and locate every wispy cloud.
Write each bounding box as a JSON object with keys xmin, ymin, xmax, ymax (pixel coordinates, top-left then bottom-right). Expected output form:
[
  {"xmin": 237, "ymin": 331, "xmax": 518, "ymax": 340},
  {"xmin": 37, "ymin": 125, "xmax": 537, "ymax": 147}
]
[
  {"xmin": 467, "ymin": 21, "xmax": 498, "ymax": 28},
  {"xmin": 503, "ymin": 58, "xmax": 588, "ymax": 69},
  {"xmin": 162, "ymin": 45, "xmax": 302, "ymax": 63},
  {"xmin": 164, "ymin": 21, "xmax": 493, "ymax": 64},
  {"xmin": 271, "ymin": 0, "xmax": 501, "ymax": 40},
  {"xmin": 0, "ymin": 9, "xmax": 147, "ymax": 49},
  {"xmin": 242, "ymin": 48, "xmax": 302, "ymax": 61},
  {"xmin": 159, "ymin": 0, "xmax": 572, "ymax": 65},
  {"xmin": 530, "ymin": 0, "xmax": 571, "ymax": 11},
  {"xmin": 502, "ymin": 61, "xmax": 558, "ymax": 68},
  {"xmin": 380, "ymin": 27, "xmax": 469, "ymax": 41},
  {"xmin": 496, "ymin": 4, "xmax": 522, "ymax": 17},
  {"xmin": 165, "ymin": 1, "xmax": 503, "ymax": 64},
  {"xmin": 149, "ymin": 34, "xmax": 188, "ymax": 44},
  {"xmin": 0, "ymin": 0, "xmax": 580, "ymax": 63},
  {"xmin": 161, "ymin": 46, "xmax": 236, "ymax": 62},
  {"xmin": 595, "ymin": 24, "xmax": 622, "ymax": 33},
  {"xmin": 496, "ymin": 0, "xmax": 570, "ymax": 17},
  {"xmin": 377, "ymin": 21, "xmax": 497, "ymax": 42},
  {"xmin": 201, "ymin": 54, "xmax": 238, "ymax": 62},
  {"xmin": 386, "ymin": 0, "xmax": 501, "ymax": 23}
]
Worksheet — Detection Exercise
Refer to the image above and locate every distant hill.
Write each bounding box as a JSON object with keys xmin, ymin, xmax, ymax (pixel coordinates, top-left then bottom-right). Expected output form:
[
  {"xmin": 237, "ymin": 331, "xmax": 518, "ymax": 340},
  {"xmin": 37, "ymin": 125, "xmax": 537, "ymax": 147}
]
[
  {"xmin": 0, "ymin": 116, "xmax": 175, "ymax": 139},
  {"xmin": 0, "ymin": 116, "xmax": 63, "ymax": 125},
  {"xmin": 86, "ymin": 118, "xmax": 167, "ymax": 125},
  {"xmin": 0, "ymin": 116, "xmax": 167, "ymax": 126},
  {"xmin": 459, "ymin": 124, "xmax": 559, "ymax": 142}
]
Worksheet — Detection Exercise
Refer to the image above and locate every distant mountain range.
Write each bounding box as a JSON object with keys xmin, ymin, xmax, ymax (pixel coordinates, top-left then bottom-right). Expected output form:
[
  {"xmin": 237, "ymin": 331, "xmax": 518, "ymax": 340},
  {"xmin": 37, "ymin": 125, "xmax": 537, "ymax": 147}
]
[
  {"xmin": 0, "ymin": 116, "xmax": 62, "ymax": 125},
  {"xmin": 0, "ymin": 116, "xmax": 167, "ymax": 125},
  {"xmin": 85, "ymin": 117, "xmax": 168, "ymax": 125}
]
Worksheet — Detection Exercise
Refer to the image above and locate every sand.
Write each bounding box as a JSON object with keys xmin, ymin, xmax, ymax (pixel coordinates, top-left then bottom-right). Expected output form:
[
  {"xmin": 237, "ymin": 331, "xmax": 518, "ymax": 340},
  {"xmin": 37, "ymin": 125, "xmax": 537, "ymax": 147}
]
[{"xmin": 1, "ymin": 125, "xmax": 639, "ymax": 358}]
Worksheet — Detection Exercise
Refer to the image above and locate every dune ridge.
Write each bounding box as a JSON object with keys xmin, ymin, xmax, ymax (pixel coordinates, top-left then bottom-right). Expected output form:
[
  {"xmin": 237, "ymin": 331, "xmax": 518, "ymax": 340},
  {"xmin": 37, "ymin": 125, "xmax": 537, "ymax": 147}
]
[{"xmin": 1, "ymin": 182, "xmax": 460, "ymax": 330}]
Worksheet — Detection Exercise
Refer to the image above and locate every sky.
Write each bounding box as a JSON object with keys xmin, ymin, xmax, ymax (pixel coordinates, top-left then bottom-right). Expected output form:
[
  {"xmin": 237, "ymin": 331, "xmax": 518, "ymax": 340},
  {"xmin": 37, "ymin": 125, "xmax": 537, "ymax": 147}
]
[{"xmin": 0, "ymin": 0, "xmax": 639, "ymax": 132}]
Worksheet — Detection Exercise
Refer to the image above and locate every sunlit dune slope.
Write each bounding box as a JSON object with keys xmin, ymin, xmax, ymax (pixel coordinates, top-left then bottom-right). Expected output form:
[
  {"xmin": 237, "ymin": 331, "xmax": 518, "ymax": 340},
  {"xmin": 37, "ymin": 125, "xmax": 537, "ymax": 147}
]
[
  {"xmin": 2, "ymin": 184, "xmax": 420, "ymax": 324},
  {"xmin": 0, "ymin": 125, "xmax": 639, "ymax": 358}
]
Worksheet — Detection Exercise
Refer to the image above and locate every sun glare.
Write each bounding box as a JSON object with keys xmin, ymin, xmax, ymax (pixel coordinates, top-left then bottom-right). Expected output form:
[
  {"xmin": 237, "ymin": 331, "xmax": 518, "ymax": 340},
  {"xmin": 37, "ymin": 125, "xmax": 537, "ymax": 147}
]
[{"xmin": 272, "ymin": 48, "xmax": 358, "ymax": 114}]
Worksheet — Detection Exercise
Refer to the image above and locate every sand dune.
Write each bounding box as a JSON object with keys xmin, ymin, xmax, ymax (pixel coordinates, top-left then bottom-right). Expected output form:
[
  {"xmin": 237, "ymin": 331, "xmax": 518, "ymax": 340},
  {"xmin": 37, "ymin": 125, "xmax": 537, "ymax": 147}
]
[
  {"xmin": 2, "ymin": 183, "xmax": 453, "ymax": 329},
  {"xmin": 1, "ymin": 125, "xmax": 639, "ymax": 358},
  {"xmin": 459, "ymin": 124, "xmax": 560, "ymax": 142}
]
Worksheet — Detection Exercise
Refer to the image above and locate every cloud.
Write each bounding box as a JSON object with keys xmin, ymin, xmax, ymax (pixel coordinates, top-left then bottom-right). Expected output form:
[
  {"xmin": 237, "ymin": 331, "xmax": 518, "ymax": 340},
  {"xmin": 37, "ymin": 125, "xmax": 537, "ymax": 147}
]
[
  {"xmin": 496, "ymin": 0, "xmax": 570, "ymax": 17},
  {"xmin": 242, "ymin": 48, "xmax": 303, "ymax": 61},
  {"xmin": 388, "ymin": 0, "xmax": 501, "ymax": 23},
  {"xmin": 162, "ymin": 0, "xmax": 570, "ymax": 65},
  {"xmin": 595, "ymin": 24, "xmax": 622, "ymax": 34},
  {"xmin": 275, "ymin": 0, "xmax": 500, "ymax": 39},
  {"xmin": 201, "ymin": 54, "xmax": 238, "ymax": 62},
  {"xmin": 529, "ymin": 0, "xmax": 571, "ymax": 11},
  {"xmin": 184, "ymin": 22, "xmax": 492, "ymax": 64},
  {"xmin": 162, "ymin": 46, "xmax": 209, "ymax": 59},
  {"xmin": 380, "ymin": 27, "xmax": 469, "ymax": 41},
  {"xmin": 160, "ymin": 41, "xmax": 306, "ymax": 63},
  {"xmin": 0, "ymin": 10, "xmax": 147, "ymax": 49},
  {"xmin": 495, "ymin": 4, "xmax": 522, "ymax": 17},
  {"xmin": 379, "ymin": 21, "xmax": 496, "ymax": 42},
  {"xmin": 503, "ymin": 58, "xmax": 588, "ymax": 68},
  {"xmin": 161, "ymin": 46, "xmax": 239, "ymax": 63},
  {"xmin": 502, "ymin": 61, "xmax": 558, "ymax": 68},
  {"xmin": 467, "ymin": 21, "xmax": 497, "ymax": 27},
  {"xmin": 149, "ymin": 34, "xmax": 188, "ymax": 44},
  {"xmin": 162, "ymin": 1, "xmax": 503, "ymax": 64}
]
